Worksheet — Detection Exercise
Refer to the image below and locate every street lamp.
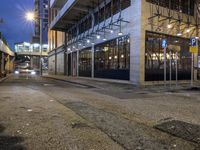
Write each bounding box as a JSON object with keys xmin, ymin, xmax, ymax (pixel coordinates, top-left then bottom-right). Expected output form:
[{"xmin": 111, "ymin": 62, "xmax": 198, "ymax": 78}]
[
  {"xmin": 25, "ymin": 11, "xmax": 43, "ymax": 76},
  {"xmin": 25, "ymin": 12, "xmax": 35, "ymax": 21}
]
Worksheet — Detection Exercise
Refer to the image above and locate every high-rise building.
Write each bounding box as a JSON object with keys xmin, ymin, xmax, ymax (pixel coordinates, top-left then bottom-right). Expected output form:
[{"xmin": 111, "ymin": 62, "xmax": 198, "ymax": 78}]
[{"xmin": 32, "ymin": 0, "xmax": 49, "ymax": 44}]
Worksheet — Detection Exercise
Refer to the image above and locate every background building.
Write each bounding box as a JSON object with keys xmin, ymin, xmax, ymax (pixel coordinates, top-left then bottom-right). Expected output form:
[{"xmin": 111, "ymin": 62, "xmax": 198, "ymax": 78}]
[
  {"xmin": 32, "ymin": 0, "xmax": 49, "ymax": 44},
  {"xmin": 14, "ymin": 42, "xmax": 48, "ymax": 71},
  {"xmin": 0, "ymin": 32, "xmax": 15, "ymax": 76},
  {"xmin": 48, "ymin": 0, "xmax": 200, "ymax": 85}
]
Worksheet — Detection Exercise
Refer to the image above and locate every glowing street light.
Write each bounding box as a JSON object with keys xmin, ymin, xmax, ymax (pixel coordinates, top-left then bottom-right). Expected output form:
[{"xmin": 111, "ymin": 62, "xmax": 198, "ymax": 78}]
[{"xmin": 25, "ymin": 11, "xmax": 35, "ymax": 21}]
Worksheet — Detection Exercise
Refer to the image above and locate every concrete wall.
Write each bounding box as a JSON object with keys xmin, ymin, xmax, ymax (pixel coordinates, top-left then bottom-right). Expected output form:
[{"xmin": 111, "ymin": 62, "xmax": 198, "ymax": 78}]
[
  {"xmin": 48, "ymin": 51, "xmax": 56, "ymax": 75},
  {"xmin": 48, "ymin": 46, "xmax": 65, "ymax": 75},
  {"xmin": 56, "ymin": 51, "xmax": 65, "ymax": 75}
]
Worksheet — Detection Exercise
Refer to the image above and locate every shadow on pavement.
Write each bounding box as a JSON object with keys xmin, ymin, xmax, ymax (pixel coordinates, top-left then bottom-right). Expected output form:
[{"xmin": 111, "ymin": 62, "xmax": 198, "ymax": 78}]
[{"xmin": 0, "ymin": 124, "xmax": 26, "ymax": 150}]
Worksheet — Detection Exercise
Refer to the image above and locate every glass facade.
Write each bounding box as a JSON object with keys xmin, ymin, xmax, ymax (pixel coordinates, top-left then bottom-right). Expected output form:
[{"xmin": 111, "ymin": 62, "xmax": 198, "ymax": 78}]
[
  {"xmin": 79, "ymin": 48, "xmax": 92, "ymax": 77},
  {"xmin": 145, "ymin": 31, "xmax": 193, "ymax": 81},
  {"xmin": 146, "ymin": 0, "xmax": 195, "ymax": 16},
  {"xmin": 94, "ymin": 36, "xmax": 130, "ymax": 80}
]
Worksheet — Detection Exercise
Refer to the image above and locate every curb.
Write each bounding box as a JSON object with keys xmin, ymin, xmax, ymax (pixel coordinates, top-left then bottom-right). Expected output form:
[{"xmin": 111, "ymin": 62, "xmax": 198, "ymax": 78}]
[
  {"xmin": 42, "ymin": 76, "xmax": 96, "ymax": 88},
  {"xmin": 0, "ymin": 76, "xmax": 8, "ymax": 83}
]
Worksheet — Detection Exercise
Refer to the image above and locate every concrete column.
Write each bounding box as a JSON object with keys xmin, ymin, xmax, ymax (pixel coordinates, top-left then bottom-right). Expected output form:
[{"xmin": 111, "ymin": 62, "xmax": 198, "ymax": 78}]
[
  {"xmin": 55, "ymin": 49, "xmax": 57, "ymax": 75},
  {"xmin": 129, "ymin": 0, "xmax": 143, "ymax": 85},
  {"xmin": 1, "ymin": 53, "xmax": 5, "ymax": 72},
  {"xmin": 91, "ymin": 45, "xmax": 94, "ymax": 78},
  {"xmin": 6, "ymin": 55, "xmax": 10, "ymax": 73},
  {"xmin": 30, "ymin": 56, "xmax": 34, "ymax": 69},
  {"xmin": 77, "ymin": 50, "xmax": 79, "ymax": 77}
]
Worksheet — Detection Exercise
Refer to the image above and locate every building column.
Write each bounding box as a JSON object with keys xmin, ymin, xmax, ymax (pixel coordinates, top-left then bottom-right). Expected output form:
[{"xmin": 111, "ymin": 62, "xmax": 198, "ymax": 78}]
[
  {"xmin": 129, "ymin": 0, "xmax": 144, "ymax": 85},
  {"xmin": 30, "ymin": 56, "xmax": 33, "ymax": 69},
  {"xmin": 77, "ymin": 50, "xmax": 79, "ymax": 77},
  {"xmin": 1, "ymin": 52, "xmax": 5, "ymax": 73},
  {"xmin": 0, "ymin": 52, "xmax": 2, "ymax": 75},
  {"xmin": 91, "ymin": 45, "xmax": 94, "ymax": 78},
  {"xmin": 55, "ymin": 49, "xmax": 57, "ymax": 75}
]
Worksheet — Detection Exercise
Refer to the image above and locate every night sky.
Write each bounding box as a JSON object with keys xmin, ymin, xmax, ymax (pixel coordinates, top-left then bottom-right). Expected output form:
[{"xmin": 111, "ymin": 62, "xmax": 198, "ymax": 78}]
[{"xmin": 0, "ymin": 0, "xmax": 34, "ymax": 50}]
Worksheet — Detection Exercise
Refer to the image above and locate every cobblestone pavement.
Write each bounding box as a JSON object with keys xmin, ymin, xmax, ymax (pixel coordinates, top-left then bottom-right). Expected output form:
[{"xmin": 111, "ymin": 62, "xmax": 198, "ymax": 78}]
[{"xmin": 0, "ymin": 75, "xmax": 199, "ymax": 150}]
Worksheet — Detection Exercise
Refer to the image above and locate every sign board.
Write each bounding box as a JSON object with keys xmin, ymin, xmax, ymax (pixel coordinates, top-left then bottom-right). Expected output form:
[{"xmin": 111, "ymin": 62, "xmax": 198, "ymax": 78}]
[
  {"xmin": 190, "ymin": 37, "xmax": 198, "ymax": 53},
  {"xmin": 162, "ymin": 39, "xmax": 167, "ymax": 49}
]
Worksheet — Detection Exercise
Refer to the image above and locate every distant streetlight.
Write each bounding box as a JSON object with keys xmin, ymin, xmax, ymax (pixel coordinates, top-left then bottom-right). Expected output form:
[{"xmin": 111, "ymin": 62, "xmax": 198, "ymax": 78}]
[{"xmin": 25, "ymin": 11, "xmax": 43, "ymax": 76}]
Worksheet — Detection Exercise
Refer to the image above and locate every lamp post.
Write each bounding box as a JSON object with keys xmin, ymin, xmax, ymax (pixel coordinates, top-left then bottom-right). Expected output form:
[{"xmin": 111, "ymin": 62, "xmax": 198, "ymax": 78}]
[{"xmin": 25, "ymin": 11, "xmax": 43, "ymax": 76}]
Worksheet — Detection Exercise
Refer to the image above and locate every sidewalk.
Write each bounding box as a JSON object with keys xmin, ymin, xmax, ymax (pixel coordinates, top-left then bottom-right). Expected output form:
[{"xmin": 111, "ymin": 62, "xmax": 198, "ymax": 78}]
[
  {"xmin": 42, "ymin": 74, "xmax": 200, "ymax": 92},
  {"xmin": 0, "ymin": 76, "xmax": 9, "ymax": 83}
]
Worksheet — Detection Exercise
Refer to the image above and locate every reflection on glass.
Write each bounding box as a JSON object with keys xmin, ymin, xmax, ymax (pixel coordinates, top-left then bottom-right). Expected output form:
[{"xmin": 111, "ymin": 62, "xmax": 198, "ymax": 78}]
[
  {"xmin": 94, "ymin": 35, "xmax": 130, "ymax": 80},
  {"xmin": 79, "ymin": 48, "xmax": 92, "ymax": 77},
  {"xmin": 145, "ymin": 31, "xmax": 192, "ymax": 81}
]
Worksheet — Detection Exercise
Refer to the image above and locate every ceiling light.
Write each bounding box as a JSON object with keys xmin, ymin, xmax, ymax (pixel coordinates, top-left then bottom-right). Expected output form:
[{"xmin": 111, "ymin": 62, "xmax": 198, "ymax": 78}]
[
  {"xmin": 167, "ymin": 24, "xmax": 172, "ymax": 29},
  {"xmin": 87, "ymin": 39, "xmax": 90, "ymax": 43},
  {"xmin": 177, "ymin": 32, "xmax": 182, "ymax": 36},
  {"xmin": 186, "ymin": 29, "xmax": 190, "ymax": 33},
  {"xmin": 118, "ymin": 32, "xmax": 123, "ymax": 36},
  {"xmin": 96, "ymin": 35, "xmax": 101, "ymax": 39}
]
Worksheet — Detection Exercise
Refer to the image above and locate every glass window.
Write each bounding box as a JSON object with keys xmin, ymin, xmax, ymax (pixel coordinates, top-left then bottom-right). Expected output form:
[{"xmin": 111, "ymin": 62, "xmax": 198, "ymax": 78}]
[
  {"xmin": 145, "ymin": 31, "xmax": 193, "ymax": 81},
  {"xmin": 94, "ymin": 35, "xmax": 130, "ymax": 80},
  {"xmin": 79, "ymin": 48, "xmax": 92, "ymax": 77},
  {"xmin": 146, "ymin": 0, "xmax": 194, "ymax": 15}
]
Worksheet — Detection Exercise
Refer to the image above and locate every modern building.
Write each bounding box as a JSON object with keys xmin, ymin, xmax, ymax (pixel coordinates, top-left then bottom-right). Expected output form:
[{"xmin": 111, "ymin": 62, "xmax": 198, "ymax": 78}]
[
  {"xmin": 14, "ymin": 42, "xmax": 48, "ymax": 71},
  {"xmin": 0, "ymin": 32, "xmax": 15, "ymax": 75},
  {"xmin": 32, "ymin": 0, "xmax": 49, "ymax": 44},
  {"xmin": 48, "ymin": 0, "xmax": 200, "ymax": 85}
]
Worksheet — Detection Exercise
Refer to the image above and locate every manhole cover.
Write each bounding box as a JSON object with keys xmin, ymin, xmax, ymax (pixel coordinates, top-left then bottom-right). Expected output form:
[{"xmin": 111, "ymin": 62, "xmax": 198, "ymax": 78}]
[{"xmin": 155, "ymin": 120, "xmax": 200, "ymax": 144}]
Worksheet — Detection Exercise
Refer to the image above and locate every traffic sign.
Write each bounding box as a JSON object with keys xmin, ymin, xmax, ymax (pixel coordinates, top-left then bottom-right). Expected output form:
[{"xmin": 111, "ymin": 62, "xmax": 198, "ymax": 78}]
[
  {"xmin": 162, "ymin": 39, "xmax": 167, "ymax": 49},
  {"xmin": 190, "ymin": 37, "xmax": 198, "ymax": 53}
]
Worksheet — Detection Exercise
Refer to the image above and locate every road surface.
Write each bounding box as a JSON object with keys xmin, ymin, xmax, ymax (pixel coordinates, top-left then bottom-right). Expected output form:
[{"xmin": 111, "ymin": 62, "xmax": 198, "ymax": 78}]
[{"xmin": 0, "ymin": 75, "xmax": 199, "ymax": 150}]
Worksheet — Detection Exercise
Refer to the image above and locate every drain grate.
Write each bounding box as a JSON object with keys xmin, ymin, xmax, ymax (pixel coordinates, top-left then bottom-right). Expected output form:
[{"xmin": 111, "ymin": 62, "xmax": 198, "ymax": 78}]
[{"xmin": 155, "ymin": 120, "xmax": 200, "ymax": 144}]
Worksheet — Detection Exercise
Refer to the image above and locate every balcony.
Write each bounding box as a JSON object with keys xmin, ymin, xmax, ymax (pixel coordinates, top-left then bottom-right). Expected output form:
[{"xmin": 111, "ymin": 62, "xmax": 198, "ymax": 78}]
[{"xmin": 50, "ymin": 0, "xmax": 103, "ymax": 31}]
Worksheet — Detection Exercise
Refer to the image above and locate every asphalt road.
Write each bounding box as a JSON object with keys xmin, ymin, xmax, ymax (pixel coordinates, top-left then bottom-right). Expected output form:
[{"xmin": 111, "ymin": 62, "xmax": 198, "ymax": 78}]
[{"xmin": 0, "ymin": 75, "xmax": 199, "ymax": 150}]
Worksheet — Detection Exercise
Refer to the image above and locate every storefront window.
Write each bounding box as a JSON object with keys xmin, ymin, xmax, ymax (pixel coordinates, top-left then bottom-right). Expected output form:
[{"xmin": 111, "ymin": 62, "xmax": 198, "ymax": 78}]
[
  {"xmin": 79, "ymin": 48, "xmax": 92, "ymax": 77},
  {"xmin": 145, "ymin": 31, "xmax": 192, "ymax": 81},
  {"xmin": 94, "ymin": 35, "xmax": 130, "ymax": 80}
]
